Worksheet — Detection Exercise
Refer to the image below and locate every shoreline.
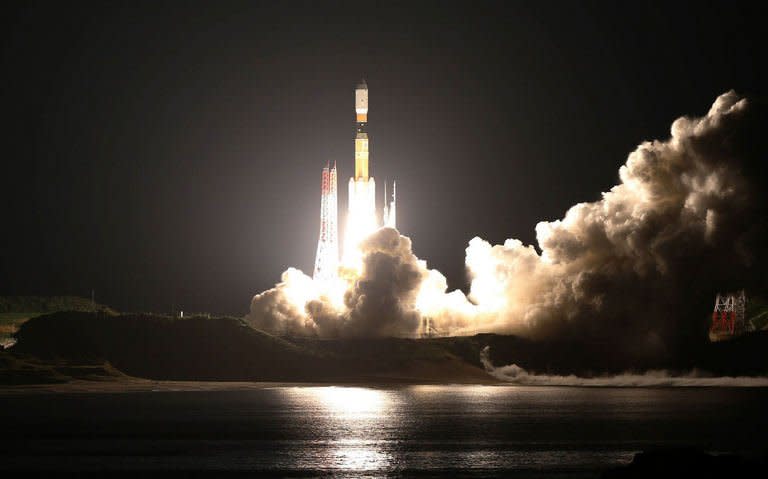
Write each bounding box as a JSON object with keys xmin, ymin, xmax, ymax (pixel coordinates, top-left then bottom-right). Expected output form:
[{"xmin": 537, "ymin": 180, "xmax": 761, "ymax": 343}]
[
  {"xmin": 0, "ymin": 377, "xmax": 506, "ymax": 395},
  {"xmin": 4, "ymin": 376, "xmax": 768, "ymax": 395}
]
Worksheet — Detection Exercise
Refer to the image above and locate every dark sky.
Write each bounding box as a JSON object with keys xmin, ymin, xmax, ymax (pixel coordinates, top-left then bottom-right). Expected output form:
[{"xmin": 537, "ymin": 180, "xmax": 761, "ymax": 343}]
[{"xmin": 1, "ymin": 1, "xmax": 765, "ymax": 315}]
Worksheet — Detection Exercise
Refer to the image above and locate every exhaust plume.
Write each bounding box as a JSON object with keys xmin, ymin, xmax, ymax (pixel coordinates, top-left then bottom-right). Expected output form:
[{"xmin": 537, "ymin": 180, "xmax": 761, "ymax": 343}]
[
  {"xmin": 247, "ymin": 228, "xmax": 443, "ymax": 338},
  {"xmin": 247, "ymin": 91, "xmax": 768, "ymax": 359},
  {"xmin": 481, "ymin": 347, "xmax": 768, "ymax": 387},
  {"xmin": 462, "ymin": 91, "xmax": 768, "ymax": 362}
]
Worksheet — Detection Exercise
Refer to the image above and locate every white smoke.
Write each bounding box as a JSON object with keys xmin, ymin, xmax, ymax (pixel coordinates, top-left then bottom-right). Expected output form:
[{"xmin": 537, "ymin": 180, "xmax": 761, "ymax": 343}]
[
  {"xmin": 246, "ymin": 227, "xmax": 468, "ymax": 337},
  {"xmin": 481, "ymin": 347, "xmax": 768, "ymax": 387},
  {"xmin": 459, "ymin": 91, "xmax": 767, "ymax": 360},
  {"xmin": 247, "ymin": 91, "xmax": 768, "ymax": 356}
]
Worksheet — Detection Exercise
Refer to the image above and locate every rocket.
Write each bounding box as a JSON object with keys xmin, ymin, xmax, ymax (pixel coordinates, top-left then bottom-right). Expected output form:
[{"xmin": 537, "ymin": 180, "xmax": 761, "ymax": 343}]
[
  {"xmin": 344, "ymin": 80, "xmax": 378, "ymax": 265},
  {"xmin": 342, "ymin": 80, "xmax": 397, "ymax": 267},
  {"xmin": 355, "ymin": 80, "xmax": 369, "ymax": 180}
]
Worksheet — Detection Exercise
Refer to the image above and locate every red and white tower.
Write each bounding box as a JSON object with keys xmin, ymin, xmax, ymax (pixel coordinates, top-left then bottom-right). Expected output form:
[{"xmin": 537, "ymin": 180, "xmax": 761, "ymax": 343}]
[
  {"xmin": 710, "ymin": 290, "xmax": 747, "ymax": 339},
  {"xmin": 314, "ymin": 162, "xmax": 339, "ymax": 281}
]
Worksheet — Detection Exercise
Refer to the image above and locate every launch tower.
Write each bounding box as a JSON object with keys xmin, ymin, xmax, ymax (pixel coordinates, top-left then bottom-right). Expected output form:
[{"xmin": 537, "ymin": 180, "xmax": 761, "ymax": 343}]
[
  {"xmin": 710, "ymin": 290, "xmax": 749, "ymax": 340},
  {"xmin": 313, "ymin": 162, "xmax": 339, "ymax": 281}
]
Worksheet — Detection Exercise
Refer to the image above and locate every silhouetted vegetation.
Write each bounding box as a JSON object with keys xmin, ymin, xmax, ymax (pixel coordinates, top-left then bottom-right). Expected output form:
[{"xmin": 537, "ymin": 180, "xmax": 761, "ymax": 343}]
[
  {"xmin": 3, "ymin": 305, "xmax": 767, "ymax": 385},
  {"xmin": 7, "ymin": 311, "xmax": 492, "ymax": 384},
  {"xmin": 0, "ymin": 295, "xmax": 115, "ymax": 314},
  {"xmin": 0, "ymin": 295, "xmax": 118, "ymax": 348}
]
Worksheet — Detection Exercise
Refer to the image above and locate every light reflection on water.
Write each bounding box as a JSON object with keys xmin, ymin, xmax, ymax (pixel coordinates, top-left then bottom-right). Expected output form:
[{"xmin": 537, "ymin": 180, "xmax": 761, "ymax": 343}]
[
  {"xmin": 2, "ymin": 385, "xmax": 768, "ymax": 476},
  {"xmin": 269, "ymin": 385, "xmax": 768, "ymax": 475},
  {"xmin": 306, "ymin": 386, "xmax": 390, "ymax": 418},
  {"xmin": 284, "ymin": 387, "xmax": 395, "ymax": 472}
]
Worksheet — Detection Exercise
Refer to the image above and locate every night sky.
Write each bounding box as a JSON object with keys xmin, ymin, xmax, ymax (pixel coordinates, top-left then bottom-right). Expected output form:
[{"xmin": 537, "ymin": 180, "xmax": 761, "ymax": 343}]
[{"xmin": 1, "ymin": 1, "xmax": 765, "ymax": 315}]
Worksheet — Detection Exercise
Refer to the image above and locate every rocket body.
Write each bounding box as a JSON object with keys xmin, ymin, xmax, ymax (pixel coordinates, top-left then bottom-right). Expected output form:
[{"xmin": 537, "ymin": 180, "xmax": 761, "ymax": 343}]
[
  {"xmin": 354, "ymin": 81, "xmax": 370, "ymax": 180},
  {"xmin": 344, "ymin": 81, "xmax": 378, "ymax": 266},
  {"xmin": 342, "ymin": 80, "xmax": 397, "ymax": 268}
]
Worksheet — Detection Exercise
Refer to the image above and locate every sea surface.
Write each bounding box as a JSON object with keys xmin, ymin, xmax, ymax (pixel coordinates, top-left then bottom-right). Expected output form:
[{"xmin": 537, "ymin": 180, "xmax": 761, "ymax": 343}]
[{"xmin": 1, "ymin": 385, "xmax": 767, "ymax": 477}]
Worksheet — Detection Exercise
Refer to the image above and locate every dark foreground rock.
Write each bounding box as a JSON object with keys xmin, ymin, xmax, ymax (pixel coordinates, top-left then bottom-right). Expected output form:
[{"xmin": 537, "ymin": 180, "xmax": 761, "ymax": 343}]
[{"xmin": 603, "ymin": 449, "xmax": 767, "ymax": 478}]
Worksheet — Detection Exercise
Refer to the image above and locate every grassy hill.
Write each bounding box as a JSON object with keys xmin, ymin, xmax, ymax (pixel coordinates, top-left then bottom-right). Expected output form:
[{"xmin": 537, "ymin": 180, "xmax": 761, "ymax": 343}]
[
  {"xmin": 11, "ymin": 312, "xmax": 317, "ymax": 381},
  {"xmin": 7, "ymin": 311, "xmax": 493, "ymax": 384},
  {"xmin": 0, "ymin": 295, "xmax": 115, "ymax": 314},
  {"xmin": 0, "ymin": 296, "xmax": 116, "ymax": 348},
  {"xmin": 3, "ymin": 308, "xmax": 767, "ymax": 385},
  {"xmin": 0, "ymin": 351, "xmax": 127, "ymax": 384}
]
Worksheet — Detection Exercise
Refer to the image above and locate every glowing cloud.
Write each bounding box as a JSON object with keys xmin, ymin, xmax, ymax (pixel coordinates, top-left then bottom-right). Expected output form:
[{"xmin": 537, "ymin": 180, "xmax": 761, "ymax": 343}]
[{"xmin": 247, "ymin": 91, "xmax": 768, "ymax": 362}]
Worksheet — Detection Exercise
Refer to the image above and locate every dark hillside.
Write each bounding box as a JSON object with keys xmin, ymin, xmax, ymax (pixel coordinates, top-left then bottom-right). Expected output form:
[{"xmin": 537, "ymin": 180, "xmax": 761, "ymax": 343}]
[
  {"xmin": 10, "ymin": 312, "xmax": 493, "ymax": 383},
  {"xmin": 12, "ymin": 312, "xmax": 320, "ymax": 381},
  {"xmin": 0, "ymin": 296, "xmax": 115, "ymax": 314},
  {"xmin": 7, "ymin": 311, "xmax": 767, "ymax": 384}
]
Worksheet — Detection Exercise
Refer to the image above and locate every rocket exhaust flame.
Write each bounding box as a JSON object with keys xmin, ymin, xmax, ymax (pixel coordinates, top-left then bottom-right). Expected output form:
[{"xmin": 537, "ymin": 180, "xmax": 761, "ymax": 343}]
[{"xmin": 248, "ymin": 90, "xmax": 768, "ymax": 363}]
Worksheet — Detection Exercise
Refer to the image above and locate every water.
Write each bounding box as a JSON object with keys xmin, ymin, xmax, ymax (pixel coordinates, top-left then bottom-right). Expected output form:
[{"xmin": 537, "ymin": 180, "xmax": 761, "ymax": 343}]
[{"xmin": 1, "ymin": 385, "xmax": 767, "ymax": 477}]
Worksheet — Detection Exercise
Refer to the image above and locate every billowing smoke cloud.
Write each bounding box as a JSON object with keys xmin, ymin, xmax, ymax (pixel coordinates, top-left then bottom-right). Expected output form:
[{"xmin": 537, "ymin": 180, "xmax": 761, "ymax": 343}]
[
  {"xmin": 247, "ymin": 228, "xmax": 437, "ymax": 338},
  {"xmin": 481, "ymin": 347, "xmax": 768, "ymax": 386},
  {"xmin": 462, "ymin": 91, "xmax": 768, "ymax": 361},
  {"xmin": 247, "ymin": 91, "xmax": 768, "ymax": 356},
  {"xmin": 311, "ymin": 228, "xmax": 424, "ymax": 337}
]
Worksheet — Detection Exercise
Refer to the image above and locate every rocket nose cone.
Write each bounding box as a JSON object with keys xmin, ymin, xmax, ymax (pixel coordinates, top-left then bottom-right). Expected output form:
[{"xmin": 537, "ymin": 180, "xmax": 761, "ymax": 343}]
[{"xmin": 356, "ymin": 79, "xmax": 368, "ymax": 90}]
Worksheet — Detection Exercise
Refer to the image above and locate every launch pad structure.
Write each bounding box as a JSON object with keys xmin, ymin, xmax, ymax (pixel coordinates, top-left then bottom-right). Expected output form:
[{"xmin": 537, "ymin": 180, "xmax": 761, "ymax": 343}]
[
  {"xmin": 313, "ymin": 162, "xmax": 338, "ymax": 281},
  {"xmin": 710, "ymin": 290, "xmax": 748, "ymax": 340}
]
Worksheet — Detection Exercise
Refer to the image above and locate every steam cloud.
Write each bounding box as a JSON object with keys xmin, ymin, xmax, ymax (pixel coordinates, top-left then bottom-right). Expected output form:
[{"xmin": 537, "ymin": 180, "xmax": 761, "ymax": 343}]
[
  {"xmin": 480, "ymin": 347, "xmax": 768, "ymax": 387},
  {"xmin": 247, "ymin": 91, "xmax": 768, "ymax": 359},
  {"xmin": 247, "ymin": 228, "xmax": 430, "ymax": 338}
]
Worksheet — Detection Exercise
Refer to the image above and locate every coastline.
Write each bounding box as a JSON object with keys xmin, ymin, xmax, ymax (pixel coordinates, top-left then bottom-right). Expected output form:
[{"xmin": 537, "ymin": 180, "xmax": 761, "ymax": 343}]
[{"xmin": 0, "ymin": 376, "xmax": 505, "ymax": 395}]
